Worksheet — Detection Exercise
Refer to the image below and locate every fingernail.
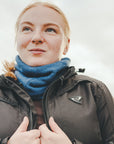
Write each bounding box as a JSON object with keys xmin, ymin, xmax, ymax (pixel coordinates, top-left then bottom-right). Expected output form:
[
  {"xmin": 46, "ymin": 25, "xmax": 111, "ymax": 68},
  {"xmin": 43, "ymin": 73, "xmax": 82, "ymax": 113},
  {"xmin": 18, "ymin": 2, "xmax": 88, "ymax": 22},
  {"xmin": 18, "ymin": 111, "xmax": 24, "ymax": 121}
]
[
  {"xmin": 23, "ymin": 116, "xmax": 28, "ymax": 121},
  {"xmin": 50, "ymin": 116, "xmax": 54, "ymax": 121}
]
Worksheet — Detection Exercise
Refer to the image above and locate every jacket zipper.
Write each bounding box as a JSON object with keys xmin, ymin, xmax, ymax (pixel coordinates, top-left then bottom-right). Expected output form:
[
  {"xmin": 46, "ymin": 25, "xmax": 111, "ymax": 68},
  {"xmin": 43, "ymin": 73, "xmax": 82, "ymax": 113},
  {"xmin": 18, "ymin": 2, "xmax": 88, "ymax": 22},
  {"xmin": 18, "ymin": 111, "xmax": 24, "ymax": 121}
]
[
  {"xmin": 42, "ymin": 87, "xmax": 50, "ymax": 128},
  {"xmin": 42, "ymin": 75, "xmax": 69, "ymax": 129},
  {"xmin": 42, "ymin": 77, "xmax": 62, "ymax": 129}
]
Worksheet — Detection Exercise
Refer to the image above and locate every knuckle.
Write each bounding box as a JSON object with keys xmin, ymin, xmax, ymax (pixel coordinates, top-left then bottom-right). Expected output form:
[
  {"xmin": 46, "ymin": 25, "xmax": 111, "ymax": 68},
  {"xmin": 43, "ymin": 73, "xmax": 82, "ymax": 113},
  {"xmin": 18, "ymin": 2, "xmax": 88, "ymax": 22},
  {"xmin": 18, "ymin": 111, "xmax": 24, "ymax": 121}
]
[
  {"xmin": 39, "ymin": 124, "xmax": 46, "ymax": 130},
  {"xmin": 27, "ymin": 129, "xmax": 40, "ymax": 138}
]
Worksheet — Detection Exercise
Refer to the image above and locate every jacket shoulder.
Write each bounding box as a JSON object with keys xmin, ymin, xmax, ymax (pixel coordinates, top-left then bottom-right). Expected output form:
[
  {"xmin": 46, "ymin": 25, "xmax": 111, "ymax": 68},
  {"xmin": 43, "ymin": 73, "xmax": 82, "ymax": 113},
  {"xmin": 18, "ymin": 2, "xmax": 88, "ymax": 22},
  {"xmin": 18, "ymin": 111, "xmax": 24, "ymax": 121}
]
[
  {"xmin": 0, "ymin": 75, "xmax": 15, "ymax": 88},
  {"xmin": 74, "ymin": 74, "xmax": 111, "ymax": 92},
  {"xmin": 74, "ymin": 74, "xmax": 104, "ymax": 85},
  {"xmin": 74, "ymin": 74, "xmax": 113, "ymax": 99},
  {"xmin": 0, "ymin": 75, "xmax": 6, "ymax": 88},
  {"xmin": 74, "ymin": 74, "xmax": 114, "ymax": 102}
]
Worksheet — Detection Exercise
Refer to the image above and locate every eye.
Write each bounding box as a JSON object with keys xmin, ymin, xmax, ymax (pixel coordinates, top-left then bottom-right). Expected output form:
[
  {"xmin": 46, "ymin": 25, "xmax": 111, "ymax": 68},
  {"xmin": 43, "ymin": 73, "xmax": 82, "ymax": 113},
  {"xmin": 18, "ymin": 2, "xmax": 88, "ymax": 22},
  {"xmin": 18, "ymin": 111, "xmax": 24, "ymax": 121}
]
[
  {"xmin": 22, "ymin": 26, "xmax": 32, "ymax": 32},
  {"xmin": 45, "ymin": 28, "xmax": 56, "ymax": 33}
]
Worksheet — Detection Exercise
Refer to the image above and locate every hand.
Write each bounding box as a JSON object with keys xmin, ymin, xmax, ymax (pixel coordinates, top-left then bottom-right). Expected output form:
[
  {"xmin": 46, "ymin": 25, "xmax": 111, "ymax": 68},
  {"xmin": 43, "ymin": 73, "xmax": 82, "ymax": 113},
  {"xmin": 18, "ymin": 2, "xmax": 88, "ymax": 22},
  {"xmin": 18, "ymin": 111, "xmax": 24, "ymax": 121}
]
[
  {"xmin": 8, "ymin": 116, "xmax": 40, "ymax": 144},
  {"xmin": 39, "ymin": 117, "xmax": 72, "ymax": 144}
]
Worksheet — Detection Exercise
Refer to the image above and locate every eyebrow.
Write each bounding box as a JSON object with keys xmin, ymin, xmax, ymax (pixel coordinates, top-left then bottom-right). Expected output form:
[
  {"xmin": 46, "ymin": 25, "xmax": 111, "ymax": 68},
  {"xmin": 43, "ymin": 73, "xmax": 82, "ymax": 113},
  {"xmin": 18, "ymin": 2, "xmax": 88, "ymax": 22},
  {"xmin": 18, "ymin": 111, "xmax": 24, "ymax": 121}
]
[
  {"xmin": 44, "ymin": 23, "xmax": 60, "ymax": 28},
  {"xmin": 20, "ymin": 21, "xmax": 60, "ymax": 28},
  {"xmin": 20, "ymin": 21, "xmax": 34, "ymax": 26}
]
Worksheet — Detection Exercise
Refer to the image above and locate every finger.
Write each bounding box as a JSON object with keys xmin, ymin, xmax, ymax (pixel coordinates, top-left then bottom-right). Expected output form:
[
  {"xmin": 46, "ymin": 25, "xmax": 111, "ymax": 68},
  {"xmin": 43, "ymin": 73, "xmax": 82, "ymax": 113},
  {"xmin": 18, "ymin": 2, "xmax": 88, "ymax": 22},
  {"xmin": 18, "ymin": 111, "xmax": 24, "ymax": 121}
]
[
  {"xmin": 49, "ymin": 117, "xmax": 63, "ymax": 134},
  {"xmin": 39, "ymin": 124, "xmax": 51, "ymax": 137},
  {"xmin": 27, "ymin": 129, "xmax": 41, "ymax": 139},
  {"xmin": 15, "ymin": 116, "xmax": 29, "ymax": 134}
]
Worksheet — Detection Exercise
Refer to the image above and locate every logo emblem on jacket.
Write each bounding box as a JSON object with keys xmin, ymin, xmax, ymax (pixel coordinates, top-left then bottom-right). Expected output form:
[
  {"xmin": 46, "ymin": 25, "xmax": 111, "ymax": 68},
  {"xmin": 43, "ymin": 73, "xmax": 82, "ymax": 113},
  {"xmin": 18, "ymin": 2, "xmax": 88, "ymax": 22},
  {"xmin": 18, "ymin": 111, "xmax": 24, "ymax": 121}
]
[{"xmin": 69, "ymin": 96, "xmax": 83, "ymax": 104}]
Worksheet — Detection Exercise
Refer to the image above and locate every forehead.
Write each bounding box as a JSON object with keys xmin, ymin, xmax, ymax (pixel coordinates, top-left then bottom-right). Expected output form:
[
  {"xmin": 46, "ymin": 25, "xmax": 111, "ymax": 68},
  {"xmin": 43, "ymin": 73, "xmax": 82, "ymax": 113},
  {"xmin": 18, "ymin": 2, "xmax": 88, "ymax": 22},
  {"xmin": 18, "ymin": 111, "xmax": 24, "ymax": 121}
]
[{"xmin": 19, "ymin": 5, "xmax": 65, "ymax": 29}]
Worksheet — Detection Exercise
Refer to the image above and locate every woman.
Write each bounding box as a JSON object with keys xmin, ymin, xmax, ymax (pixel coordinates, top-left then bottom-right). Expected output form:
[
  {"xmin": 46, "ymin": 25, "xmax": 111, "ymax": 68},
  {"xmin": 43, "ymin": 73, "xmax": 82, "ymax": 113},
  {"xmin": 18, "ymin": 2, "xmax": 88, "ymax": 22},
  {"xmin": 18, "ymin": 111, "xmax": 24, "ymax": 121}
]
[{"xmin": 0, "ymin": 1, "xmax": 113, "ymax": 144}]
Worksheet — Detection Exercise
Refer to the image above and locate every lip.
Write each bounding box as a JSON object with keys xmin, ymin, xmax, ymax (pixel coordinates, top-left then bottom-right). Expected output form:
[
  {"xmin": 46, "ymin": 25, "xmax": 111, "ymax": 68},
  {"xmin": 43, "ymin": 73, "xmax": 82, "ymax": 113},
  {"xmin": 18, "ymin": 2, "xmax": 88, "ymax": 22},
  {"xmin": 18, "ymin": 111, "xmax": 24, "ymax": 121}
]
[{"xmin": 29, "ymin": 48, "xmax": 46, "ymax": 55}]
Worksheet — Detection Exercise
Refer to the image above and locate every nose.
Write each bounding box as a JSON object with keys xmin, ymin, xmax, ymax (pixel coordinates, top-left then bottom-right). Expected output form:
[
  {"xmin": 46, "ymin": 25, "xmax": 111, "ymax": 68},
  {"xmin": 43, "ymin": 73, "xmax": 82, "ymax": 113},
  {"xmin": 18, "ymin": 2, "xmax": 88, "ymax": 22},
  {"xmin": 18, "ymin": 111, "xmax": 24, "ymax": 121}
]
[{"xmin": 32, "ymin": 30, "xmax": 44, "ymax": 44}]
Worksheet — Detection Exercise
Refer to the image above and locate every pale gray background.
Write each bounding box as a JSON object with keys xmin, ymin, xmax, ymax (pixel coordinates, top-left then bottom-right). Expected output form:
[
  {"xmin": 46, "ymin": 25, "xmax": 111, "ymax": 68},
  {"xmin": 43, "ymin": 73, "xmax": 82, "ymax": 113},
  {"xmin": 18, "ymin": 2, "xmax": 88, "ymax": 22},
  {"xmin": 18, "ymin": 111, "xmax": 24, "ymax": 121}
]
[{"xmin": 0, "ymin": 0, "xmax": 114, "ymax": 96}]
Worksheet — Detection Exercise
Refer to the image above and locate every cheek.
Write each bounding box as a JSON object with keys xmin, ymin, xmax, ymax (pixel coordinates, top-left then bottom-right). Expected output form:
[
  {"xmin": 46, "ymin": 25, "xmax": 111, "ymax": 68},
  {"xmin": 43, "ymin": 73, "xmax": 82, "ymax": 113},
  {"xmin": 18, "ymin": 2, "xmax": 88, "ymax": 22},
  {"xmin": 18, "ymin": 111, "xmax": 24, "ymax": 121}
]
[
  {"xmin": 49, "ymin": 36, "xmax": 64, "ymax": 48},
  {"xmin": 16, "ymin": 35, "xmax": 31, "ymax": 49},
  {"xmin": 52, "ymin": 37, "xmax": 66, "ymax": 53}
]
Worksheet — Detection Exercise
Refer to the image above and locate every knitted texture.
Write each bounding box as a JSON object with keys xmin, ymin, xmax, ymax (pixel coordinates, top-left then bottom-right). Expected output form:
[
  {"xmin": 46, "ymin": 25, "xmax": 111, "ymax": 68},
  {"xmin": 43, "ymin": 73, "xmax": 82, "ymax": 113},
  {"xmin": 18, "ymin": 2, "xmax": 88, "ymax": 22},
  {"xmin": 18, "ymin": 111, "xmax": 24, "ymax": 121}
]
[{"xmin": 15, "ymin": 55, "xmax": 70, "ymax": 100}]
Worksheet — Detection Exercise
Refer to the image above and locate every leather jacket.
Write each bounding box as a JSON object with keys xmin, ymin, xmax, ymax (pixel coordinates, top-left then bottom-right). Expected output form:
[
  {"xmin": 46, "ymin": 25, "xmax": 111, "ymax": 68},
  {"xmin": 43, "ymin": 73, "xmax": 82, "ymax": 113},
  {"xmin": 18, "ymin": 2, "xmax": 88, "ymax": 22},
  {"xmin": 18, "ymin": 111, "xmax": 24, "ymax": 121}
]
[{"xmin": 0, "ymin": 67, "xmax": 113, "ymax": 144}]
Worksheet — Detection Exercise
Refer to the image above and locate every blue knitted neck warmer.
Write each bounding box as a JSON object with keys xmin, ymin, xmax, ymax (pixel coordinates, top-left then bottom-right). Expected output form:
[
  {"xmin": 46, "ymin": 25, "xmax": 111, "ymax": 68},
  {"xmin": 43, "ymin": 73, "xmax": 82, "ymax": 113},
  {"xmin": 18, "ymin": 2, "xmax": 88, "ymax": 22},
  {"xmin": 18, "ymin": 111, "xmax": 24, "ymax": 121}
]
[{"xmin": 14, "ymin": 55, "xmax": 70, "ymax": 100}]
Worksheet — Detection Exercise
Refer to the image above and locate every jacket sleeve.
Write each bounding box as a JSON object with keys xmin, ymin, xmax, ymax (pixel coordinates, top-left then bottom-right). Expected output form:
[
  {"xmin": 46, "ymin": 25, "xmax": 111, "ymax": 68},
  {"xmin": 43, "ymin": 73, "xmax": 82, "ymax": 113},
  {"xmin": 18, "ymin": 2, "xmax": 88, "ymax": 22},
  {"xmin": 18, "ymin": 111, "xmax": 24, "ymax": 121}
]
[{"xmin": 93, "ymin": 82, "xmax": 114, "ymax": 144}]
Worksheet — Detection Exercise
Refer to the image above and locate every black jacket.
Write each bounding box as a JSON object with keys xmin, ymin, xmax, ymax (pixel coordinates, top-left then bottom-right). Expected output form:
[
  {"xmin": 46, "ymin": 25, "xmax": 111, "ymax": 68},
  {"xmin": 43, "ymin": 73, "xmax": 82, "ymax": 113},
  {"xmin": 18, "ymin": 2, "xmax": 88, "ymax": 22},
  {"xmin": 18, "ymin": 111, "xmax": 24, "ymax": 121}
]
[{"xmin": 0, "ymin": 67, "xmax": 113, "ymax": 144}]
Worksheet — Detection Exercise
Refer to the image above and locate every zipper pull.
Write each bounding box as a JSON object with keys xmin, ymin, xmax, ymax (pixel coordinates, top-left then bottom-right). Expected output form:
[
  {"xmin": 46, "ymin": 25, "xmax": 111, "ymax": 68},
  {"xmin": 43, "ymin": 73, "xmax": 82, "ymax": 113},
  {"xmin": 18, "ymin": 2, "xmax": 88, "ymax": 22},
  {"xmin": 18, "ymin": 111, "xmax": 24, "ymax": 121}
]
[{"xmin": 59, "ymin": 75, "xmax": 64, "ymax": 86}]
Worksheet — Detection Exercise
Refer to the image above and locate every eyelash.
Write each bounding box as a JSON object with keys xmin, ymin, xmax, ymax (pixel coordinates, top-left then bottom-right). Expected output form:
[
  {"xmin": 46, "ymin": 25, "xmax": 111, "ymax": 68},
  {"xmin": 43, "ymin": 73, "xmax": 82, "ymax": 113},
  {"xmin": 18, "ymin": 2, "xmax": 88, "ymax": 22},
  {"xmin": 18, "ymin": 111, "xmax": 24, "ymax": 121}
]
[
  {"xmin": 21, "ymin": 27, "xmax": 57, "ymax": 34},
  {"xmin": 45, "ymin": 28, "xmax": 57, "ymax": 33},
  {"xmin": 22, "ymin": 27, "xmax": 32, "ymax": 32}
]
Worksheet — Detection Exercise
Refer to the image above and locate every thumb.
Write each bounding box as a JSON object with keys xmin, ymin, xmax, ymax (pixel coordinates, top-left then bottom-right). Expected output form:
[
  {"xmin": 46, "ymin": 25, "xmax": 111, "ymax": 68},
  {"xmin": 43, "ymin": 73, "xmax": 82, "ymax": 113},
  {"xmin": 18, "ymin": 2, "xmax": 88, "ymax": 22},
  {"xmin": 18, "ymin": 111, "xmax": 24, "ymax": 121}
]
[
  {"xmin": 49, "ymin": 117, "xmax": 63, "ymax": 134},
  {"xmin": 15, "ymin": 116, "xmax": 29, "ymax": 134}
]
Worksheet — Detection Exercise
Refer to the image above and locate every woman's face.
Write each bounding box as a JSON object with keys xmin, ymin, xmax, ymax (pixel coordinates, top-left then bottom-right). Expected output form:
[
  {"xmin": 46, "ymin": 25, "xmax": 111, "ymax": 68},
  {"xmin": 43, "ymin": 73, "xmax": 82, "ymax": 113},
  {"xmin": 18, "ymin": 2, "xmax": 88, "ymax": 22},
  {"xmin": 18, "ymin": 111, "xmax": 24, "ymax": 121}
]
[{"xmin": 16, "ymin": 5, "xmax": 69, "ymax": 66}]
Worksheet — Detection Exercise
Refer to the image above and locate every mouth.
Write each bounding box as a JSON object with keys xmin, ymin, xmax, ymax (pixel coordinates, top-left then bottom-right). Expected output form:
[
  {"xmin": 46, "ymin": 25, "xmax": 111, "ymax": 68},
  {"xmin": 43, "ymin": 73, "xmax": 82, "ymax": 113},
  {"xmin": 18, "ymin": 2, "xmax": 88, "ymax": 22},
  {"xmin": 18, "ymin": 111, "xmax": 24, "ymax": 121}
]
[{"xmin": 29, "ymin": 48, "xmax": 46, "ymax": 55}]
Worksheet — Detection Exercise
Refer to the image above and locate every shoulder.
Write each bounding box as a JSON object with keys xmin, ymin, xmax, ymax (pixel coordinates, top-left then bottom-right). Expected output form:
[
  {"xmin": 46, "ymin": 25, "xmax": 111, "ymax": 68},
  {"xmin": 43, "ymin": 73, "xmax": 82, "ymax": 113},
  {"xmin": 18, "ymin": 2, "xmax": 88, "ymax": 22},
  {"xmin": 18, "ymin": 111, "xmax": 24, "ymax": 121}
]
[
  {"xmin": 68, "ymin": 66, "xmax": 105, "ymax": 86},
  {"xmin": 0, "ymin": 75, "xmax": 6, "ymax": 88},
  {"xmin": 74, "ymin": 74, "xmax": 110, "ymax": 92},
  {"xmin": 75, "ymin": 74, "xmax": 113, "ymax": 104},
  {"xmin": 0, "ymin": 74, "xmax": 17, "ymax": 89},
  {"xmin": 74, "ymin": 74, "xmax": 104, "ymax": 85},
  {"xmin": 71, "ymin": 73, "xmax": 113, "ymax": 100},
  {"xmin": 66, "ymin": 67, "xmax": 111, "ymax": 96}
]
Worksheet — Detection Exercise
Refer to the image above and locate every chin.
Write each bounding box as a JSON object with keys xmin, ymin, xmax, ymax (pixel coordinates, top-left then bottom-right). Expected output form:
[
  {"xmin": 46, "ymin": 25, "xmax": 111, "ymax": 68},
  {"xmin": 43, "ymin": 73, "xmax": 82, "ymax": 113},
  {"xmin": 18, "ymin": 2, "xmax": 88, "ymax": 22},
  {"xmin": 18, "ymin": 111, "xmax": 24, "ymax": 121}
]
[
  {"xmin": 26, "ymin": 61, "xmax": 46, "ymax": 67},
  {"xmin": 24, "ymin": 59, "xmax": 58, "ymax": 67},
  {"xmin": 27, "ymin": 63, "xmax": 42, "ymax": 67}
]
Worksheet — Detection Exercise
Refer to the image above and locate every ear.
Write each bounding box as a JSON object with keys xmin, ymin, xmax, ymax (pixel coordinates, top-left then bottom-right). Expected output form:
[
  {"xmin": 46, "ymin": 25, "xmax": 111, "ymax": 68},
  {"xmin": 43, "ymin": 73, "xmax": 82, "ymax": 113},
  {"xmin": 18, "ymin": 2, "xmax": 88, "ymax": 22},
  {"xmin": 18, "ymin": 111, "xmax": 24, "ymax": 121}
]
[{"xmin": 63, "ymin": 38, "xmax": 70, "ymax": 55}]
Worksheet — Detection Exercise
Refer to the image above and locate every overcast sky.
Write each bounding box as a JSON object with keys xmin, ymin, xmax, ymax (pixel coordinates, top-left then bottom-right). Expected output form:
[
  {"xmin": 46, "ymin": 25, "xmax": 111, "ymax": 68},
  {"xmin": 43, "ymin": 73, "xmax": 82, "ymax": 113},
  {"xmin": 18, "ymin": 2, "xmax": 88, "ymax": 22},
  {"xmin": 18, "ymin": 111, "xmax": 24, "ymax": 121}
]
[{"xmin": 0, "ymin": 0, "xmax": 114, "ymax": 96}]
